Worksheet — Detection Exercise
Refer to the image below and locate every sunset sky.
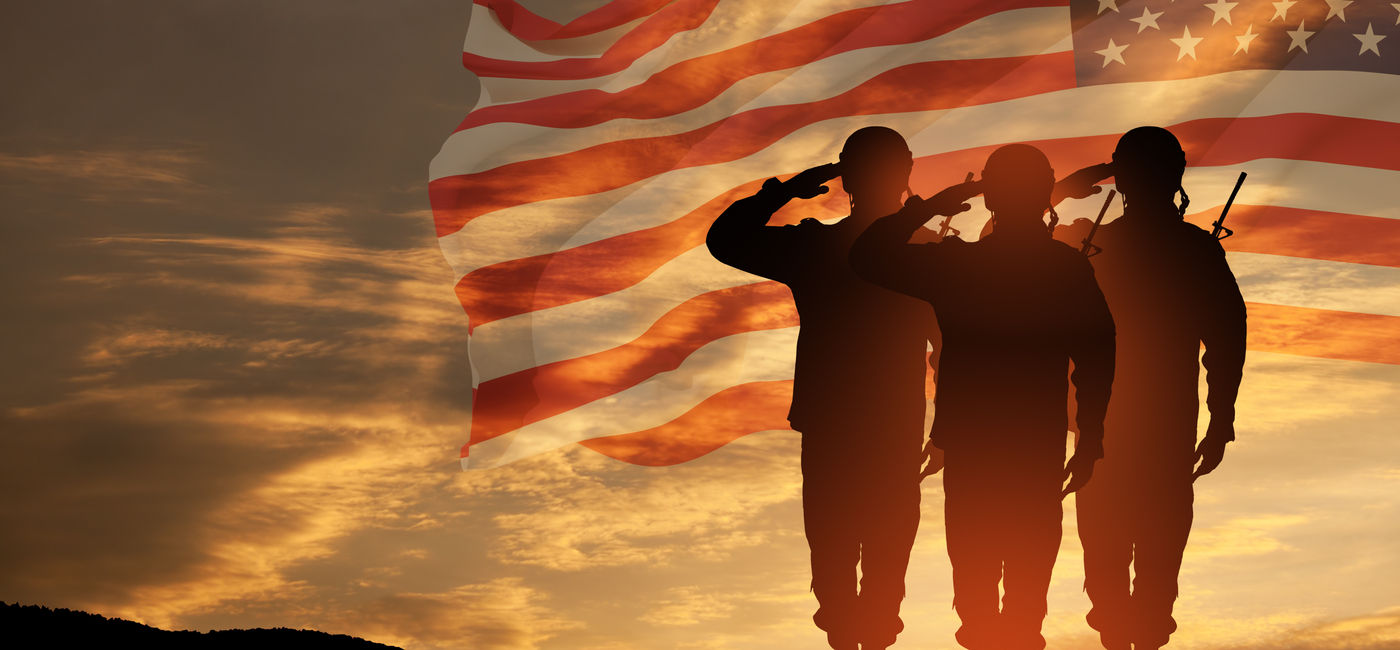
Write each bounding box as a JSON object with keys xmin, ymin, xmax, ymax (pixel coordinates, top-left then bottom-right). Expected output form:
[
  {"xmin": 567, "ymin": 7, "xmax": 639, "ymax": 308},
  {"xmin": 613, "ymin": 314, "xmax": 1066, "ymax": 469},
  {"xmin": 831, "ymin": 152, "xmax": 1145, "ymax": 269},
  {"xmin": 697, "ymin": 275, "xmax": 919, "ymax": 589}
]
[{"xmin": 2, "ymin": 2, "xmax": 1398, "ymax": 649}]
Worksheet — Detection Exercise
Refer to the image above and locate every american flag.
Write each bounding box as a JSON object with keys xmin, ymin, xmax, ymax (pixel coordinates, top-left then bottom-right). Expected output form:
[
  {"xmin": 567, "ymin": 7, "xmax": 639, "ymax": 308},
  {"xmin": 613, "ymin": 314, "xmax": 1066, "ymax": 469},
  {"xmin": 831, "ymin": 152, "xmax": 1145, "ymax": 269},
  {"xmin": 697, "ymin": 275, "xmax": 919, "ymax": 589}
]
[{"xmin": 429, "ymin": 0, "xmax": 1400, "ymax": 470}]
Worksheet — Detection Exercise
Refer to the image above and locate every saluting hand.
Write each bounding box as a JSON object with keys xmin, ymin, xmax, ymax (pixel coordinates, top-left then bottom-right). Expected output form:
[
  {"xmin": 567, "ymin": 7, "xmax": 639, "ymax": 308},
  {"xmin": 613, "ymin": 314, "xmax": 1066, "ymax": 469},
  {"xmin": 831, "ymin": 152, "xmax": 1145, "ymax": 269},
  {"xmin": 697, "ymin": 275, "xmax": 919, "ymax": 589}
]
[
  {"xmin": 783, "ymin": 162, "xmax": 842, "ymax": 199},
  {"xmin": 903, "ymin": 172, "xmax": 982, "ymax": 220},
  {"xmin": 1054, "ymin": 162, "xmax": 1114, "ymax": 202}
]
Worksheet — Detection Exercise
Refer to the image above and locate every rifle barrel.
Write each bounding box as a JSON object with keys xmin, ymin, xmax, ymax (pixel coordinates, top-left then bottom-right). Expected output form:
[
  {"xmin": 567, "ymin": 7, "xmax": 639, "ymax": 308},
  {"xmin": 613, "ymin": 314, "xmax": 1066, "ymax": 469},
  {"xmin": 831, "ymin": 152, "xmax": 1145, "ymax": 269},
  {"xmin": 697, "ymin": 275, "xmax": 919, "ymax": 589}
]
[
  {"xmin": 1079, "ymin": 189, "xmax": 1117, "ymax": 256},
  {"xmin": 1212, "ymin": 172, "xmax": 1247, "ymax": 239}
]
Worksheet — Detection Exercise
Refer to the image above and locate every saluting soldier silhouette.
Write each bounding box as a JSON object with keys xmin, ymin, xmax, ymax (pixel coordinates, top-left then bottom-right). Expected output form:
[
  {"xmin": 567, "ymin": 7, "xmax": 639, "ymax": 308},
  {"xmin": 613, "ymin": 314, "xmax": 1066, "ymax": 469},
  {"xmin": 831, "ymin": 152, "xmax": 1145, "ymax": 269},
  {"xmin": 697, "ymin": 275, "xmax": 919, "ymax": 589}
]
[
  {"xmin": 706, "ymin": 126, "xmax": 938, "ymax": 650},
  {"xmin": 850, "ymin": 143, "xmax": 1116, "ymax": 650},
  {"xmin": 1057, "ymin": 127, "xmax": 1247, "ymax": 650}
]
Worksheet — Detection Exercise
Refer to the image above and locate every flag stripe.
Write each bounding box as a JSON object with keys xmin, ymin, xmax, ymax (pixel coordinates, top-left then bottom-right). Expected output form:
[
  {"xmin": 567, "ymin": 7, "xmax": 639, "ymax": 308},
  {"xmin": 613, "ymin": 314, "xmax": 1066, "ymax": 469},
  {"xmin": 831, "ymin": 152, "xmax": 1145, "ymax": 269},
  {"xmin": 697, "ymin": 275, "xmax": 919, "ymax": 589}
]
[
  {"xmin": 1245, "ymin": 303, "xmax": 1400, "ymax": 367},
  {"xmin": 577, "ymin": 380, "xmax": 795, "ymax": 466},
  {"xmin": 457, "ymin": 1, "xmax": 1063, "ymax": 130},
  {"xmin": 1182, "ymin": 206, "xmax": 1400, "ymax": 268},
  {"xmin": 475, "ymin": 0, "xmax": 671, "ymax": 41}
]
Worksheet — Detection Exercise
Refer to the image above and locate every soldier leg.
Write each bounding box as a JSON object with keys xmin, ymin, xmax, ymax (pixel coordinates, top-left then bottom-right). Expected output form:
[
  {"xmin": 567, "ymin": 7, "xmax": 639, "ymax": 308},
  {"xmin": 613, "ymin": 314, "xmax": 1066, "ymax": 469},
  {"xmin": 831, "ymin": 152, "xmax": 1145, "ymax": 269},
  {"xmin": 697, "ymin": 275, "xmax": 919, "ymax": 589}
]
[
  {"xmin": 1130, "ymin": 476, "xmax": 1193, "ymax": 649},
  {"xmin": 856, "ymin": 447, "xmax": 921, "ymax": 649},
  {"xmin": 1000, "ymin": 449, "xmax": 1065, "ymax": 650},
  {"xmin": 943, "ymin": 448, "xmax": 1003, "ymax": 650},
  {"xmin": 801, "ymin": 434, "xmax": 861, "ymax": 647},
  {"xmin": 1076, "ymin": 470, "xmax": 1135, "ymax": 647}
]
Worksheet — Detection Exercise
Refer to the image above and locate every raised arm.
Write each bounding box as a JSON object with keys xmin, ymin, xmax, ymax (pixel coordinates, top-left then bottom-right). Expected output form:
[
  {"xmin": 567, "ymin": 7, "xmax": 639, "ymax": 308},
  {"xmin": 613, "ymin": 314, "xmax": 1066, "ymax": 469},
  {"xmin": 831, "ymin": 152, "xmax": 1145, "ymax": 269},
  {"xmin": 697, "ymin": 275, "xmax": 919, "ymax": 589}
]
[
  {"xmin": 1052, "ymin": 162, "xmax": 1114, "ymax": 206},
  {"xmin": 850, "ymin": 180, "xmax": 981, "ymax": 298},
  {"xmin": 1194, "ymin": 239, "xmax": 1247, "ymax": 479},
  {"xmin": 706, "ymin": 163, "xmax": 839, "ymax": 281}
]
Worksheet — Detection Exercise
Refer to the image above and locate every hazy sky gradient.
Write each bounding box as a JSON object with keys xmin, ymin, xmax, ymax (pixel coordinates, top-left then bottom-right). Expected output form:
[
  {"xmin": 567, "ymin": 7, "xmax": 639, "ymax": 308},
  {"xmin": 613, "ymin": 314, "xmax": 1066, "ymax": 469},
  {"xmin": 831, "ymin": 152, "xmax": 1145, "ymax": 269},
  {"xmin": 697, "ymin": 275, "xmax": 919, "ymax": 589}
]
[{"xmin": 2, "ymin": 2, "xmax": 1398, "ymax": 649}]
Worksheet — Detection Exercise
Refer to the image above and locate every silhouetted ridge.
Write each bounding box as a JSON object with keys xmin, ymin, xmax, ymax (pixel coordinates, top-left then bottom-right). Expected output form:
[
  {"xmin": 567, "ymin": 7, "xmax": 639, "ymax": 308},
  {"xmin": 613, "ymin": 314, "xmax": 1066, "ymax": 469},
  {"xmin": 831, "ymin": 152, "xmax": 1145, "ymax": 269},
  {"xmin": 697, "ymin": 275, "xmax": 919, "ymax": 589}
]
[{"xmin": 2, "ymin": 602, "xmax": 402, "ymax": 649}]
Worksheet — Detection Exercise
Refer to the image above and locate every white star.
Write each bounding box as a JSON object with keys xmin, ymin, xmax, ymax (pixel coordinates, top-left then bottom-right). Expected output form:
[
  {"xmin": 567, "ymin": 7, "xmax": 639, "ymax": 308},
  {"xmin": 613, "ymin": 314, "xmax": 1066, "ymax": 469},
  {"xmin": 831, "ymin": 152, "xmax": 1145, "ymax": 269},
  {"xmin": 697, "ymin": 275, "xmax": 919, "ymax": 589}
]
[
  {"xmin": 1235, "ymin": 24, "xmax": 1260, "ymax": 54},
  {"xmin": 1098, "ymin": 0, "xmax": 1119, "ymax": 14},
  {"xmin": 1323, "ymin": 0, "xmax": 1353, "ymax": 21},
  {"xmin": 1270, "ymin": 0, "xmax": 1297, "ymax": 21},
  {"xmin": 1129, "ymin": 7, "xmax": 1164, "ymax": 32},
  {"xmin": 1095, "ymin": 38, "xmax": 1129, "ymax": 66},
  {"xmin": 1170, "ymin": 25, "xmax": 1205, "ymax": 60},
  {"xmin": 1286, "ymin": 20, "xmax": 1314, "ymax": 52},
  {"xmin": 1205, "ymin": 0, "xmax": 1239, "ymax": 25},
  {"xmin": 1355, "ymin": 22, "xmax": 1386, "ymax": 55}
]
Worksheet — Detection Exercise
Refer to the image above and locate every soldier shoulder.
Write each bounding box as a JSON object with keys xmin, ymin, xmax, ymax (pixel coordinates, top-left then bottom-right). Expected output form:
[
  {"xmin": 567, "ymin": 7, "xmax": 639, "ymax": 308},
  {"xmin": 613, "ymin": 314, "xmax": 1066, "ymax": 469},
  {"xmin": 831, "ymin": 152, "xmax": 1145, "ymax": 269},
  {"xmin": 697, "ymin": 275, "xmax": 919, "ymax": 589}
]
[{"xmin": 1178, "ymin": 221, "xmax": 1227, "ymax": 257}]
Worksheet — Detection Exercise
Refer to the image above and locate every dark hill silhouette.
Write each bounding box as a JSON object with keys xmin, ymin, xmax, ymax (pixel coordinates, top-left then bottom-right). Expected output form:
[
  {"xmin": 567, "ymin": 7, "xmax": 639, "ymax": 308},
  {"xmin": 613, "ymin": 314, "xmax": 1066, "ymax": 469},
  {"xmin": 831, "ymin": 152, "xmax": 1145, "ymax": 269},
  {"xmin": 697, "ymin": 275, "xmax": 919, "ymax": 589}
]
[{"xmin": 2, "ymin": 602, "xmax": 403, "ymax": 649}]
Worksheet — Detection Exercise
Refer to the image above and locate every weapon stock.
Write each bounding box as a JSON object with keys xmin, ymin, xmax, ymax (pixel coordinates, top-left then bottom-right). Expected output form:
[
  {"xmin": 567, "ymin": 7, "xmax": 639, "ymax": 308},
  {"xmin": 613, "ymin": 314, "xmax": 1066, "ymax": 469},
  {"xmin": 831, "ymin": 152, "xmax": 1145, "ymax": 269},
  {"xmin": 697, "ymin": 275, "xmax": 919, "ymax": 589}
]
[
  {"xmin": 1079, "ymin": 189, "xmax": 1118, "ymax": 257},
  {"xmin": 1212, "ymin": 172, "xmax": 1247, "ymax": 240}
]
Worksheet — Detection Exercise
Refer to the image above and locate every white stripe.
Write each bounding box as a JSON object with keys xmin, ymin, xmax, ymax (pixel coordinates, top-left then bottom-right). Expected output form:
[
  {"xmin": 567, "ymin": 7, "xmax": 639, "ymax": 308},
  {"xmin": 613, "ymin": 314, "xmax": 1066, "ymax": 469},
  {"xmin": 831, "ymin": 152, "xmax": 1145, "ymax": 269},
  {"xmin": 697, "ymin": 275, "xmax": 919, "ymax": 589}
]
[
  {"xmin": 464, "ymin": 327, "xmax": 798, "ymax": 469},
  {"xmin": 437, "ymin": 7, "xmax": 1072, "ymax": 178},
  {"xmin": 1228, "ymin": 253, "xmax": 1400, "ymax": 319},
  {"xmin": 467, "ymin": 236, "xmax": 1400, "ymax": 385},
  {"xmin": 468, "ymin": 0, "xmax": 909, "ymax": 105}
]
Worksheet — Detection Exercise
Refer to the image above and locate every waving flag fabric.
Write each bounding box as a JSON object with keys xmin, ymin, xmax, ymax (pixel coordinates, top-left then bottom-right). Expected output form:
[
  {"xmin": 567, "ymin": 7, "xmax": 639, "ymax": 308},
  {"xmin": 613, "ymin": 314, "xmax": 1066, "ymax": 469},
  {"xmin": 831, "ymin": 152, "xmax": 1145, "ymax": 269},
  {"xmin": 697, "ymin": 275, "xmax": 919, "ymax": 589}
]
[{"xmin": 430, "ymin": 0, "xmax": 1400, "ymax": 470}]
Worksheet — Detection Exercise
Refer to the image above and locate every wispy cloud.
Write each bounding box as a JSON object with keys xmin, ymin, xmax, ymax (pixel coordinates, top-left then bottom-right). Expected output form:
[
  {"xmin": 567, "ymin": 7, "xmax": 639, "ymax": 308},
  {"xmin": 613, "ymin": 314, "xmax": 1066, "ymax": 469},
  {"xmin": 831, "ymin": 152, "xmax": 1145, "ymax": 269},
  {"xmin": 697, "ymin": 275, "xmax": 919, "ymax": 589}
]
[{"xmin": 0, "ymin": 149, "xmax": 205, "ymax": 202}]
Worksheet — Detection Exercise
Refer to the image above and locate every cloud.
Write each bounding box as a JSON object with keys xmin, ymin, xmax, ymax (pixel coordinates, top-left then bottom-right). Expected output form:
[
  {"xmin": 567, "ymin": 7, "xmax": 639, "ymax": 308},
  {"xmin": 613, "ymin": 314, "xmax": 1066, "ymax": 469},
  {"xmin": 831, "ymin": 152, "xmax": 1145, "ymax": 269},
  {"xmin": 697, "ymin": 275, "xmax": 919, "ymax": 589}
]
[
  {"xmin": 322, "ymin": 578, "xmax": 582, "ymax": 650},
  {"xmin": 0, "ymin": 199, "xmax": 475, "ymax": 633},
  {"xmin": 451, "ymin": 433, "xmax": 803, "ymax": 572},
  {"xmin": 1207, "ymin": 608, "xmax": 1400, "ymax": 649},
  {"xmin": 639, "ymin": 586, "xmax": 737, "ymax": 626},
  {"xmin": 0, "ymin": 149, "xmax": 205, "ymax": 202}
]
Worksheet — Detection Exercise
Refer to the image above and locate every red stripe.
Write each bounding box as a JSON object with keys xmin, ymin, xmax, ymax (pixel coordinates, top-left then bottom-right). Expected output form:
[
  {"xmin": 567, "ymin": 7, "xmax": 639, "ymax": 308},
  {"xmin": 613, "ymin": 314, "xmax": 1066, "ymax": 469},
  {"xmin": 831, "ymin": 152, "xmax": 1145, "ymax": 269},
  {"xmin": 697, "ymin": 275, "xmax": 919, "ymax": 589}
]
[
  {"xmin": 468, "ymin": 281, "xmax": 797, "ymax": 445},
  {"xmin": 458, "ymin": 0, "xmax": 1060, "ymax": 128},
  {"xmin": 1182, "ymin": 205, "xmax": 1400, "ymax": 268},
  {"xmin": 563, "ymin": 304, "xmax": 1400, "ymax": 467},
  {"xmin": 577, "ymin": 380, "xmax": 795, "ymax": 466},
  {"xmin": 476, "ymin": 0, "xmax": 671, "ymax": 41},
  {"xmin": 465, "ymin": 0, "xmax": 720, "ymax": 80},
  {"xmin": 1246, "ymin": 303, "xmax": 1400, "ymax": 366},
  {"xmin": 431, "ymin": 52, "xmax": 1076, "ymax": 236}
]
